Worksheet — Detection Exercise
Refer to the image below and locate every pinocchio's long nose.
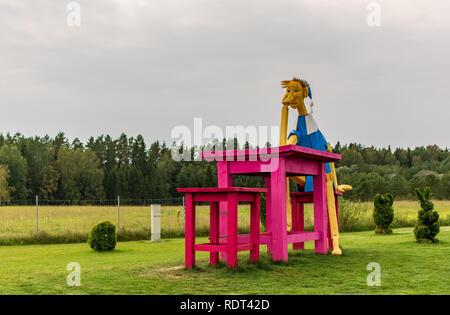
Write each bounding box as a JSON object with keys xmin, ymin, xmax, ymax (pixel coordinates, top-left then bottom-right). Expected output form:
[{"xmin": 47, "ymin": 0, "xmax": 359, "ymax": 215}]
[{"xmin": 283, "ymin": 94, "xmax": 294, "ymax": 103}]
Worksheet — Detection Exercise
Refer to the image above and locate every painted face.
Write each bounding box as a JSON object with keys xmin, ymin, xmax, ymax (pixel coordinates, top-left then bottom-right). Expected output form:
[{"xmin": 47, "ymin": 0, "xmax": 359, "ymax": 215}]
[{"xmin": 282, "ymin": 81, "xmax": 307, "ymax": 109}]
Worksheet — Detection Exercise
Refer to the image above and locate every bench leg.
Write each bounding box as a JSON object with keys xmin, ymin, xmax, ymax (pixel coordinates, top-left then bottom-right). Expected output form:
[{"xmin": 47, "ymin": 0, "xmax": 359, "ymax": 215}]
[
  {"xmin": 185, "ymin": 193, "xmax": 196, "ymax": 268},
  {"xmin": 250, "ymin": 195, "xmax": 260, "ymax": 262},
  {"xmin": 227, "ymin": 193, "xmax": 238, "ymax": 268},
  {"xmin": 210, "ymin": 202, "xmax": 220, "ymax": 265}
]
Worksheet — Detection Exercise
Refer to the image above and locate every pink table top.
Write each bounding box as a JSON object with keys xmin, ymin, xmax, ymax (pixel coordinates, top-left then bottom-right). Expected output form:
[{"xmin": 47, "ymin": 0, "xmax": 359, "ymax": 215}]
[
  {"xmin": 201, "ymin": 145, "xmax": 340, "ymax": 163},
  {"xmin": 177, "ymin": 187, "xmax": 267, "ymax": 193}
]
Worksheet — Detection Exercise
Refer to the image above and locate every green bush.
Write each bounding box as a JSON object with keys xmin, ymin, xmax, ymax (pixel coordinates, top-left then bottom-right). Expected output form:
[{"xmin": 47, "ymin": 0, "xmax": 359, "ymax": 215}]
[
  {"xmin": 88, "ymin": 221, "xmax": 117, "ymax": 252},
  {"xmin": 373, "ymin": 193, "xmax": 394, "ymax": 234},
  {"xmin": 414, "ymin": 187, "xmax": 440, "ymax": 243}
]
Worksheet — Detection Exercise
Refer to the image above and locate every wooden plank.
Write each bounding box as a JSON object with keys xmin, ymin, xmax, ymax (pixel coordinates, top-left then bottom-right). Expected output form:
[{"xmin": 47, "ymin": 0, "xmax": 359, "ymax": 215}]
[
  {"xmin": 178, "ymin": 187, "xmax": 266, "ymax": 193},
  {"xmin": 313, "ymin": 163, "xmax": 328, "ymax": 254},
  {"xmin": 287, "ymin": 231, "xmax": 320, "ymax": 243},
  {"xmin": 201, "ymin": 145, "xmax": 341, "ymax": 163},
  {"xmin": 185, "ymin": 193, "xmax": 195, "ymax": 268},
  {"xmin": 210, "ymin": 202, "xmax": 220, "ymax": 265},
  {"xmin": 270, "ymin": 158, "xmax": 288, "ymax": 261},
  {"xmin": 195, "ymin": 243, "xmax": 227, "ymax": 252},
  {"xmin": 227, "ymin": 192, "xmax": 238, "ymax": 268},
  {"xmin": 250, "ymin": 195, "xmax": 260, "ymax": 262}
]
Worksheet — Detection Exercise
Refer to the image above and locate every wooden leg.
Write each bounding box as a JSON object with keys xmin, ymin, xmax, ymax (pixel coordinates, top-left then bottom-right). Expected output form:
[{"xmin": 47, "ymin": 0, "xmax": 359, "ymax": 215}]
[
  {"xmin": 327, "ymin": 212, "xmax": 333, "ymax": 250},
  {"xmin": 217, "ymin": 161, "xmax": 233, "ymax": 260},
  {"xmin": 313, "ymin": 163, "xmax": 328, "ymax": 254},
  {"xmin": 250, "ymin": 195, "xmax": 260, "ymax": 262},
  {"xmin": 291, "ymin": 197, "xmax": 299, "ymax": 250},
  {"xmin": 210, "ymin": 202, "xmax": 220, "ymax": 265},
  {"xmin": 335, "ymin": 195, "xmax": 339, "ymax": 228},
  {"xmin": 327, "ymin": 194, "xmax": 340, "ymax": 250},
  {"xmin": 270, "ymin": 160, "xmax": 288, "ymax": 261},
  {"xmin": 298, "ymin": 203, "xmax": 304, "ymax": 249},
  {"xmin": 185, "ymin": 193, "xmax": 196, "ymax": 268},
  {"xmin": 293, "ymin": 201, "xmax": 305, "ymax": 250},
  {"xmin": 264, "ymin": 177, "xmax": 272, "ymax": 254},
  {"xmin": 226, "ymin": 193, "xmax": 238, "ymax": 268}
]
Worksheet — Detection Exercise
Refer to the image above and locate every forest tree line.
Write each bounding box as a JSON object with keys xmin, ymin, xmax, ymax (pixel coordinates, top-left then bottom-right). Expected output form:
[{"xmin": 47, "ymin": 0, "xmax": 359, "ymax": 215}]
[{"xmin": 0, "ymin": 132, "xmax": 448, "ymax": 203}]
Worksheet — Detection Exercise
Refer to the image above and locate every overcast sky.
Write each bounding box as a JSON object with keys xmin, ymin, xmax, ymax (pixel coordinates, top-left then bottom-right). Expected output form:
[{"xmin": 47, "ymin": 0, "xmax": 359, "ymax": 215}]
[{"xmin": 0, "ymin": 0, "xmax": 449, "ymax": 149}]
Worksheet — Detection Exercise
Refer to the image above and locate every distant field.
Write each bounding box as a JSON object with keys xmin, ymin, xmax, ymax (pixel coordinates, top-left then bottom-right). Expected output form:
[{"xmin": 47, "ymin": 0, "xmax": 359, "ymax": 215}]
[
  {"xmin": 0, "ymin": 204, "xmax": 254, "ymax": 245},
  {"xmin": 0, "ymin": 200, "xmax": 449, "ymax": 245}
]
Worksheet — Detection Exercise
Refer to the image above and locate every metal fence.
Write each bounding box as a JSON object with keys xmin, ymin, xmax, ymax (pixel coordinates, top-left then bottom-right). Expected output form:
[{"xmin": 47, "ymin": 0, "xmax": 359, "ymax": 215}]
[
  {"xmin": 0, "ymin": 196, "xmax": 258, "ymax": 244},
  {"xmin": 0, "ymin": 196, "xmax": 190, "ymax": 243}
]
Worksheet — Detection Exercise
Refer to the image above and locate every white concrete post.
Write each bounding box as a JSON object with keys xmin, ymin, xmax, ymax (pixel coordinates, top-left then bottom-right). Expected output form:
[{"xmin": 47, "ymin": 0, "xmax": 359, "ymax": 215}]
[{"xmin": 151, "ymin": 204, "xmax": 161, "ymax": 242}]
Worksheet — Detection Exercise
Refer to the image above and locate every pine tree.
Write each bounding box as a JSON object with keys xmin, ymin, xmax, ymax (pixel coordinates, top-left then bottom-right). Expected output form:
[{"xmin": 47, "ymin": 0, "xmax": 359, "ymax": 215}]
[
  {"xmin": 373, "ymin": 193, "xmax": 394, "ymax": 234},
  {"xmin": 414, "ymin": 187, "xmax": 440, "ymax": 243}
]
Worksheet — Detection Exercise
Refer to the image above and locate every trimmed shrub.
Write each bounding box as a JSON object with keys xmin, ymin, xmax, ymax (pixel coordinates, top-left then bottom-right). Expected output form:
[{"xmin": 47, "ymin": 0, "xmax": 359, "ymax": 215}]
[
  {"xmin": 88, "ymin": 221, "xmax": 117, "ymax": 252},
  {"xmin": 373, "ymin": 193, "xmax": 394, "ymax": 234},
  {"xmin": 414, "ymin": 187, "xmax": 440, "ymax": 243}
]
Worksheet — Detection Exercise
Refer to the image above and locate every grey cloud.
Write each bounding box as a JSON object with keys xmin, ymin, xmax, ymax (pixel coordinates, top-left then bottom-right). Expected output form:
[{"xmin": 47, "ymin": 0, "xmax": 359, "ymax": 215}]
[{"xmin": 0, "ymin": 0, "xmax": 449, "ymax": 148}]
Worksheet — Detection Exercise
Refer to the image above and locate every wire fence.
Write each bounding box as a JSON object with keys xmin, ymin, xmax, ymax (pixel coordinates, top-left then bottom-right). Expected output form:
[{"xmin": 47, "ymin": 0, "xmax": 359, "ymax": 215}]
[
  {"xmin": 0, "ymin": 196, "xmax": 189, "ymax": 244},
  {"xmin": 0, "ymin": 196, "xmax": 257, "ymax": 245}
]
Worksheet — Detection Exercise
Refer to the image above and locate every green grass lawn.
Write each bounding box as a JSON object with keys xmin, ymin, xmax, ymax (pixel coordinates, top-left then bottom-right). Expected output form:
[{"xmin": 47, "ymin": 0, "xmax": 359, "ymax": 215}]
[{"xmin": 0, "ymin": 226, "xmax": 449, "ymax": 295}]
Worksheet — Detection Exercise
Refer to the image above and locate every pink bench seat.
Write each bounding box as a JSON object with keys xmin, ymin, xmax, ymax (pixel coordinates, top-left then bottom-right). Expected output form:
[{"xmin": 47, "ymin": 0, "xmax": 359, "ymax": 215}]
[{"xmin": 178, "ymin": 187, "xmax": 266, "ymax": 269}]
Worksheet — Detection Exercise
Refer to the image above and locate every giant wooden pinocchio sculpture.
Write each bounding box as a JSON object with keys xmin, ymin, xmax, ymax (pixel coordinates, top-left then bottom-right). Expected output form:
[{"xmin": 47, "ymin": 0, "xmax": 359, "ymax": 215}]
[{"xmin": 279, "ymin": 77, "xmax": 352, "ymax": 255}]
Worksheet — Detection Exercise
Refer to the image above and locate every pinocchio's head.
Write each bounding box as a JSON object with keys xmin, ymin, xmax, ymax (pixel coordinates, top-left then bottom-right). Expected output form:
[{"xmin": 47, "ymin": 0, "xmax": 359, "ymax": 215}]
[{"xmin": 281, "ymin": 78, "xmax": 310, "ymax": 110}]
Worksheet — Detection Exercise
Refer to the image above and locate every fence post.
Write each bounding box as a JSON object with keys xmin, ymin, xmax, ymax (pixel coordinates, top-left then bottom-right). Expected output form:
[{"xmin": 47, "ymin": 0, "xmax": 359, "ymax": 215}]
[
  {"xmin": 117, "ymin": 196, "xmax": 120, "ymax": 234},
  {"xmin": 151, "ymin": 204, "xmax": 161, "ymax": 242},
  {"xmin": 36, "ymin": 195, "xmax": 39, "ymax": 237}
]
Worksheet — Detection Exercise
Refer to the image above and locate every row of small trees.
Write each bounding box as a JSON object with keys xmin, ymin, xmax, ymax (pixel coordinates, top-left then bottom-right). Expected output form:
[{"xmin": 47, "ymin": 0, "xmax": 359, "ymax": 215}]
[{"xmin": 373, "ymin": 187, "xmax": 440, "ymax": 243}]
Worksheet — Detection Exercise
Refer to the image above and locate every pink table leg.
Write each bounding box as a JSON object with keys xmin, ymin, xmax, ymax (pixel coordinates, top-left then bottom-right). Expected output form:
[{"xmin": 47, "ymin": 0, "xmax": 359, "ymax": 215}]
[
  {"xmin": 270, "ymin": 158, "xmax": 288, "ymax": 261},
  {"xmin": 264, "ymin": 177, "xmax": 272, "ymax": 254},
  {"xmin": 313, "ymin": 163, "xmax": 328, "ymax": 254},
  {"xmin": 291, "ymin": 196, "xmax": 298, "ymax": 249},
  {"xmin": 210, "ymin": 202, "xmax": 220, "ymax": 265},
  {"xmin": 298, "ymin": 203, "xmax": 305, "ymax": 249},
  {"xmin": 217, "ymin": 161, "xmax": 233, "ymax": 260},
  {"xmin": 292, "ymin": 198, "xmax": 305, "ymax": 250},
  {"xmin": 250, "ymin": 194, "xmax": 260, "ymax": 262},
  {"xmin": 226, "ymin": 192, "xmax": 238, "ymax": 268},
  {"xmin": 185, "ymin": 193, "xmax": 195, "ymax": 268}
]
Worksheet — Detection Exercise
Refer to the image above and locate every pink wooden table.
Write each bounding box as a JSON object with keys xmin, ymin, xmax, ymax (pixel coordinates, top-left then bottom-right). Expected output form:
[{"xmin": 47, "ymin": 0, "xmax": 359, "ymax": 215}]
[{"xmin": 202, "ymin": 145, "xmax": 341, "ymax": 262}]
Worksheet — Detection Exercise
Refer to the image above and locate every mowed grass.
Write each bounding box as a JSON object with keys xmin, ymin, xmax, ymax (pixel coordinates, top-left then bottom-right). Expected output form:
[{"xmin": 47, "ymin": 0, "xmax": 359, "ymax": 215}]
[
  {"xmin": 0, "ymin": 226, "xmax": 449, "ymax": 295},
  {"xmin": 0, "ymin": 200, "xmax": 449, "ymax": 245}
]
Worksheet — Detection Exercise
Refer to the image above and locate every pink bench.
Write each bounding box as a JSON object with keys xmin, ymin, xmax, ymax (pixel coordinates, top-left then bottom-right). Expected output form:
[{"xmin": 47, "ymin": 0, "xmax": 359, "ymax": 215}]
[{"xmin": 177, "ymin": 187, "xmax": 266, "ymax": 269}]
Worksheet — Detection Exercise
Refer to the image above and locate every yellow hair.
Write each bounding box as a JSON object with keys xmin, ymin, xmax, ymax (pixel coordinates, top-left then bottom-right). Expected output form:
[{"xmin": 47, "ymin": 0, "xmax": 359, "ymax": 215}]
[{"xmin": 281, "ymin": 77, "xmax": 309, "ymax": 89}]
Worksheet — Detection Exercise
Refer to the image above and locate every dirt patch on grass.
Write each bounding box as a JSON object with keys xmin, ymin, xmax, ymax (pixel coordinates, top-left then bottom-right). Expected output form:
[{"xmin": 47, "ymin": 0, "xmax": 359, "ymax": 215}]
[{"xmin": 137, "ymin": 265, "xmax": 194, "ymax": 280}]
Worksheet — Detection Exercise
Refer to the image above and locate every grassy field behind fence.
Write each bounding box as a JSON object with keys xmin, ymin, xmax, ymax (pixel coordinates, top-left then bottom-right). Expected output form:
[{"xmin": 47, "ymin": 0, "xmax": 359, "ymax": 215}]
[{"xmin": 0, "ymin": 200, "xmax": 449, "ymax": 245}]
